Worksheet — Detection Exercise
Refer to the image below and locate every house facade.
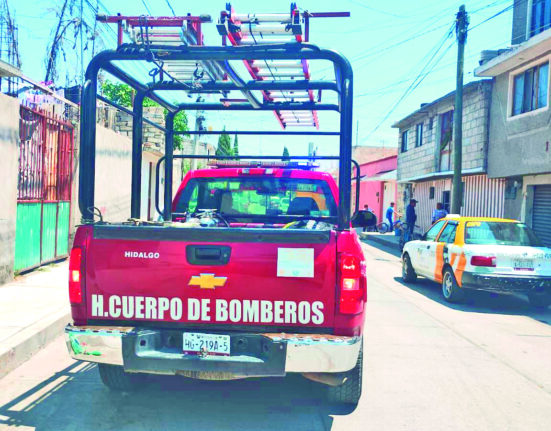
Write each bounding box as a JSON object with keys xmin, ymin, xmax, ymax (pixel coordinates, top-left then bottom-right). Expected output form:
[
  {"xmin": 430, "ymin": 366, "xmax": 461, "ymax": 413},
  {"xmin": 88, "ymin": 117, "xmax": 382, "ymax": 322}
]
[
  {"xmin": 353, "ymin": 153, "xmax": 397, "ymax": 223},
  {"xmin": 475, "ymin": 0, "xmax": 551, "ymax": 246},
  {"xmin": 348, "ymin": 146, "xmax": 397, "ymax": 221},
  {"xmin": 393, "ymin": 80, "xmax": 506, "ymax": 232}
]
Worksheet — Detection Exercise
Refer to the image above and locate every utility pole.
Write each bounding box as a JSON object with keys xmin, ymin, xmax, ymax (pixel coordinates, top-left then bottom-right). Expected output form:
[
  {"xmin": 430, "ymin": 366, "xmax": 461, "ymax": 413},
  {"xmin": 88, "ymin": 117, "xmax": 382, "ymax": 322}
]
[
  {"xmin": 191, "ymin": 97, "xmax": 205, "ymax": 171},
  {"xmin": 451, "ymin": 5, "xmax": 468, "ymax": 214}
]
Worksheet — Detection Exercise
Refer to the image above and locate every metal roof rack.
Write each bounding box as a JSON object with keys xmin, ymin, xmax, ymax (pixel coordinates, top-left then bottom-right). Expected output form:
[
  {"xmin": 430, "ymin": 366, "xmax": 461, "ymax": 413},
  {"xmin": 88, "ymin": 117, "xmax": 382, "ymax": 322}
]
[{"xmin": 83, "ymin": 11, "xmax": 353, "ymax": 230}]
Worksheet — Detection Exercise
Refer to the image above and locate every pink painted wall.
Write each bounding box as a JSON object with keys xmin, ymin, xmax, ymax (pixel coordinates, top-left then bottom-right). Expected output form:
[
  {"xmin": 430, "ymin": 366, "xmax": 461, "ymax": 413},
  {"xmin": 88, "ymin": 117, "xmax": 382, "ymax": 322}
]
[{"xmin": 352, "ymin": 155, "xmax": 397, "ymax": 222}]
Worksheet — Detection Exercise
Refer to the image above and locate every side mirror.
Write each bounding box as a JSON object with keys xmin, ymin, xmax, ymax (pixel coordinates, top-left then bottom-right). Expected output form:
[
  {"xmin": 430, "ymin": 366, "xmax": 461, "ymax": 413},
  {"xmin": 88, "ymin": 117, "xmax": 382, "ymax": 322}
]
[{"xmin": 421, "ymin": 233, "xmax": 427, "ymax": 241}]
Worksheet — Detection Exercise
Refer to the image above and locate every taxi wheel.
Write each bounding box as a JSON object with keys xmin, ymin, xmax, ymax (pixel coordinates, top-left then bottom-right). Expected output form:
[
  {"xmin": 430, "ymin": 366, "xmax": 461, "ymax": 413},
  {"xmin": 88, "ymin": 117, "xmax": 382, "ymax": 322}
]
[
  {"xmin": 527, "ymin": 292, "xmax": 551, "ymax": 308},
  {"xmin": 442, "ymin": 268, "xmax": 464, "ymax": 303},
  {"xmin": 402, "ymin": 254, "xmax": 417, "ymax": 283}
]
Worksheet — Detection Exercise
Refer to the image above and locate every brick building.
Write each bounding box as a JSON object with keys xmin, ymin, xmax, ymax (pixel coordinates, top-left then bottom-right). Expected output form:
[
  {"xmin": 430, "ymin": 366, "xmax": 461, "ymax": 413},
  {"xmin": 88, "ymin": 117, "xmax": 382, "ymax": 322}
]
[{"xmin": 393, "ymin": 80, "xmax": 506, "ymax": 232}]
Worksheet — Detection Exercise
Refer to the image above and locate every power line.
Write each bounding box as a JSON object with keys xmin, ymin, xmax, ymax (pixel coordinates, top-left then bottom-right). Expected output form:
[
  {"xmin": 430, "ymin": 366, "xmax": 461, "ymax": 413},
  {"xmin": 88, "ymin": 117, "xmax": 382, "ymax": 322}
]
[
  {"xmin": 469, "ymin": 3, "xmax": 515, "ymax": 32},
  {"xmin": 164, "ymin": 0, "xmax": 176, "ymax": 16},
  {"xmin": 354, "ymin": 35, "xmax": 512, "ymax": 100},
  {"xmin": 364, "ymin": 25, "xmax": 455, "ymax": 140},
  {"xmin": 140, "ymin": 0, "xmax": 152, "ymax": 16}
]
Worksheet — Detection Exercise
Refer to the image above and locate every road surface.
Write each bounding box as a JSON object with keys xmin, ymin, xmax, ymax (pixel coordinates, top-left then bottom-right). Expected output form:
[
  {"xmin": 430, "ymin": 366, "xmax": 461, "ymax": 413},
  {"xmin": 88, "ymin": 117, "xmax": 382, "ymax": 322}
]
[{"xmin": 1, "ymin": 241, "xmax": 551, "ymax": 430}]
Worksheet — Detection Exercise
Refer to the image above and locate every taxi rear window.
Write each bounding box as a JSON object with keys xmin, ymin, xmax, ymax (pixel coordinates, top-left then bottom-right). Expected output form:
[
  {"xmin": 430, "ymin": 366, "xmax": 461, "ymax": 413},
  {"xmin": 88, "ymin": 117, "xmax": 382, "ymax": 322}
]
[{"xmin": 464, "ymin": 222, "xmax": 543, "ymax": 246}]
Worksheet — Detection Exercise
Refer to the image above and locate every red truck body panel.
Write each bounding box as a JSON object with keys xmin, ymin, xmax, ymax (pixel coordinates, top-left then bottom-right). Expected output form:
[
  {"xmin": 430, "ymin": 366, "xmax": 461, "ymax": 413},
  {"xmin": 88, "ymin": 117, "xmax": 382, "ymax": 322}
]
[
  {"xmin": 83, "ymin": 233, "xmax": 337, "ymax": 329},
  {"xmin": 70, "ymin": 167, "xmax": 366, "ymax": 337}
]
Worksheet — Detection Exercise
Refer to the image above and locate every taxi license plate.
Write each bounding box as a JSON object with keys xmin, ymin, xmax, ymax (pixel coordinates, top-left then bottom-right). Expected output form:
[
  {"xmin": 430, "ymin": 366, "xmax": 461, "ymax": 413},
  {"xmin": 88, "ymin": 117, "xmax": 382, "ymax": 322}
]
[
  {"xmin": 514, "ymin": 259, "xmax": 534, "ymax": 270},
  {"xmin": 183, "ymin": 332, "xmax": 231, "ymax": 356}
]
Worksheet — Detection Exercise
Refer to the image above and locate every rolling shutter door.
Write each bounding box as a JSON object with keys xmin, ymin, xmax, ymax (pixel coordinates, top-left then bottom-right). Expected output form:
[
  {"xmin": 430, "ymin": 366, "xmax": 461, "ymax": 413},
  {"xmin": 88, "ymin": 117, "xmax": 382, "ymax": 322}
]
[{"xmin": 533, "ymin": 185, "xmax": 551, "ymax": 246}]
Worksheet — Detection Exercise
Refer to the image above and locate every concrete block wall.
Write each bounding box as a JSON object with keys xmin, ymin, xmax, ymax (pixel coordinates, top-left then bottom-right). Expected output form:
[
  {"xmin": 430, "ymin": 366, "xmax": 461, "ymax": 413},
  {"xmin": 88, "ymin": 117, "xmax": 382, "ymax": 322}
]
[
  {"xmin": 0, "ymin": 94, "xmax": 20, "ymax": 284},
  {"xmin": 397, "ymin": 81, "xmax": 491, "ymax": 181},
  {"xmin": 94, "ymin": 125, "xmax": 133, "ymax": 222}
]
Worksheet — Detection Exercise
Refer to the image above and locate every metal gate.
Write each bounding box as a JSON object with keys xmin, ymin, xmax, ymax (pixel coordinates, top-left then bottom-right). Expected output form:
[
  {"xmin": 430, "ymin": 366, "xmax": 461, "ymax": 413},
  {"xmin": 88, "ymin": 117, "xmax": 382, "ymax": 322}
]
[
  {"xmin": 533, "ymin": 184, "xmax": 551, "ymax": 247},
  {"xmin": 14, "ymin": 105, "xmax": 74, "ymax": 273}
]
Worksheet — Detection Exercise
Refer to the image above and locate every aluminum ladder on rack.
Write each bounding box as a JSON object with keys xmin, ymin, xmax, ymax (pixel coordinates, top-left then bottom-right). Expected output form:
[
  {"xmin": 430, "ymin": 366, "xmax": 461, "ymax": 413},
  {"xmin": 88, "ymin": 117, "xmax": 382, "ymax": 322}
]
[{"xmin": 217, "ymin": 3, "xmax": 319, "ymax": 129}]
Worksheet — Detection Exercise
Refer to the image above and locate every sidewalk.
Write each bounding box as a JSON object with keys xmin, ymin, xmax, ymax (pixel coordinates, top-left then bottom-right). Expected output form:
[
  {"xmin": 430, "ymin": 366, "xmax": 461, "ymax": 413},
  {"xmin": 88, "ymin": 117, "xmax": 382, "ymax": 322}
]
[
  {"xmin": 360, "ymin": 232, "xmax": 401, "ymax": 251},
  {"xmin": 0, "ymin": 261, "xmax": 69, "ymax": 379}
]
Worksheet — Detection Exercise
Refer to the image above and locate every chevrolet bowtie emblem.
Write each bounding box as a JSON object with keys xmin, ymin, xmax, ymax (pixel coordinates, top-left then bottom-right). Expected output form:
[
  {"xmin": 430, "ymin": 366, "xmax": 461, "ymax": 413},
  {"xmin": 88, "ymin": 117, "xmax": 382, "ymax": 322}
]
[{"xmin": 188, "ymin": 273, "xmax": 227, "ymax": 289}]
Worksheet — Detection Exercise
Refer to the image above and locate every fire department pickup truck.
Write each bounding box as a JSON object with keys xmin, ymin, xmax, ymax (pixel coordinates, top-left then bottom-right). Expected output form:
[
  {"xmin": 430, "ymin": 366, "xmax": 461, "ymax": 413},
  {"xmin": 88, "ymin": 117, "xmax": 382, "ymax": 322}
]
[
  {"xmin": 64, "ymin": 22, "xmax": 362, "ymax": 404},
  {"xmin": 66, "ymin": 161, "xmax": 366, "ymax": 405}
]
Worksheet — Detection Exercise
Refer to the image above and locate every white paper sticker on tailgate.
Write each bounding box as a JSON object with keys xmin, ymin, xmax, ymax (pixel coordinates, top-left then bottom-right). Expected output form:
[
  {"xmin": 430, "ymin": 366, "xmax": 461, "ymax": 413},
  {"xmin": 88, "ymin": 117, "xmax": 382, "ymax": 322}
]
[{"xmin": 277, "ymin": 248, "xmax": 314, "ymax": 278}]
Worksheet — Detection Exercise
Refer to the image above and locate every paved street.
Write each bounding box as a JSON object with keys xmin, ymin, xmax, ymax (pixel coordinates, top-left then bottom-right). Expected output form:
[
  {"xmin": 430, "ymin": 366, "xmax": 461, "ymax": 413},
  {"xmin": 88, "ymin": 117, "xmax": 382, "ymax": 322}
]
[{"xmin": 1, "ymin": 241, "xmax": 551, "ymax": 431}]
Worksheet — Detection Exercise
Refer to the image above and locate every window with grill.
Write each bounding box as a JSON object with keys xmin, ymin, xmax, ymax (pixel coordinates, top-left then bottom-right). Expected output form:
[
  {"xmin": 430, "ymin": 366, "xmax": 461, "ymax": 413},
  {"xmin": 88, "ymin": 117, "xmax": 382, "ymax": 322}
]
[
  {"xmin": 415, "ymin": 123, "xmax": 423, "ymax": 147},
  {"xmin": 512, "ymin": 62, "xmax": 549, "ymax": 116},
  {"xmin": 401, "ymin": 130, "xmax": 409, "ymax": 153},
  {"xmin": 530, "ymin": 0, "xmax": 551, "ymax": 37}
]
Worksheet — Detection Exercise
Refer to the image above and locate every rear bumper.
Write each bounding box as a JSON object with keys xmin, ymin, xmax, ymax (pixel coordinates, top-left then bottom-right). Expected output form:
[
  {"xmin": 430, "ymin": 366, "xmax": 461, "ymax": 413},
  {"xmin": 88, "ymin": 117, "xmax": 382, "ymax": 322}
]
[
  {"xmin": 461, "ymin": 272, "xmax": 551, "ymax": 293},
  {"xmin": 65, "ymin": 325, "xmax": 362, "ymax": 377}
]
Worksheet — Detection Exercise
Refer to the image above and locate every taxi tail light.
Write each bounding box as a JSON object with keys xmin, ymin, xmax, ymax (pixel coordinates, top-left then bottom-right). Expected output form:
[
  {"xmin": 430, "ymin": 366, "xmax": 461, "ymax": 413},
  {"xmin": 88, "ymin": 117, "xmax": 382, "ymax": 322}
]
[
  {"xmin": 338, "ymin": 253, "xmax": 366, "ymax": 314},
  {"xmin": 69, "ymin": 247, "xmax": 83, "ymax": 304},
  {"xmin": 470, "ymin": 255, "xmax": 496, "ymax": 267}
]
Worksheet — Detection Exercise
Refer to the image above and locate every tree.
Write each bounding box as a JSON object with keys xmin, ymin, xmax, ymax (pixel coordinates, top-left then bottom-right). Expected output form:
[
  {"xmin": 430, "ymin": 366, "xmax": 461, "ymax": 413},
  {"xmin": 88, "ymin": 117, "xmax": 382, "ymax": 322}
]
[
  {"xmin": 282, "ymin": 146, "xmax": 290, "ymax": 161},
  {"xmin": 233, "ymin": 134, "xmax": 239, "ymax": 160},
  {"xmin": 216, "ymin": 129, "xmax": 233, "ymax": 157},
  {"xmin": 100, "ymin": 80, "xmax": 189, "ymax": 149},
  {"xmin": 173, "ymin": 111, "xmax": 190, "ymax": 150}
]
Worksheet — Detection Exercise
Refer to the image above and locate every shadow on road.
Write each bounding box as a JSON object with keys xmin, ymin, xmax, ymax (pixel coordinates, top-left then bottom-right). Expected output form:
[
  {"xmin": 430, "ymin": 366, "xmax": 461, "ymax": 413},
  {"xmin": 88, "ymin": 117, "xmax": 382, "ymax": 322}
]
[
  {"xmin": 360, "ymin": 237, "xmax": 401, "ymax": 258},
  {"xmin": 0, "ymin": 362, "xmax": 355, "ymax": 431},
  {"xmin": 393, "ymin": 276, "xmax": 551, "ymax": 325}
]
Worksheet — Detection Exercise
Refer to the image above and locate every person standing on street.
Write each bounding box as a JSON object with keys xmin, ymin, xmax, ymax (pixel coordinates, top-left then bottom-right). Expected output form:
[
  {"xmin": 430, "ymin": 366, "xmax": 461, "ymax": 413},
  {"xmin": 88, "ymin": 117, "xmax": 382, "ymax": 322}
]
[
  {"xmin": 431, "ymin": 202, "xmax": 448, "ymax": 224},
  {"xmin": 405, "ymin": 199, "xmax": 417, "ymax": 242},
  {"xmin": 385, "ymin": 202, "xmax": 396, "ymax": 232}
]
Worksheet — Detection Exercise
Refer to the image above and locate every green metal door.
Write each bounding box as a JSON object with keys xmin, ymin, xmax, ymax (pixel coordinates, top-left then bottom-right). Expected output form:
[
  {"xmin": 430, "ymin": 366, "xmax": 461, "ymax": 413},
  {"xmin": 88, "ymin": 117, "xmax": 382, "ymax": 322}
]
[
  {"xmin": 14, "ymin": 203, "xmax": 42, "ymax": 273},
  {"xmin": 14, "ymin": 106, "xmax": 74, "ymax": 273}
]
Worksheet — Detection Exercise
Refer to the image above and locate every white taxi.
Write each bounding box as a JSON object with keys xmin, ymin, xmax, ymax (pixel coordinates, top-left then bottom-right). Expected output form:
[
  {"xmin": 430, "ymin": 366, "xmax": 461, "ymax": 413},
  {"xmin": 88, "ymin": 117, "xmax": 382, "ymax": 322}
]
[{"xmin": 401, "ymin": 216, "xmax": 551, "ymax": 306}]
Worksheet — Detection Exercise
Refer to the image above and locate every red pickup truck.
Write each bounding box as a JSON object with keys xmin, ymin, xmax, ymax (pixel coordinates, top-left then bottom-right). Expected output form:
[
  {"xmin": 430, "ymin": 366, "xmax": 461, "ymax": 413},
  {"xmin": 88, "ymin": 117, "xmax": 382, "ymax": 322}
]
[{"xmin": 66, "ymin": 160, "xmax": 366, "ymax": 404}]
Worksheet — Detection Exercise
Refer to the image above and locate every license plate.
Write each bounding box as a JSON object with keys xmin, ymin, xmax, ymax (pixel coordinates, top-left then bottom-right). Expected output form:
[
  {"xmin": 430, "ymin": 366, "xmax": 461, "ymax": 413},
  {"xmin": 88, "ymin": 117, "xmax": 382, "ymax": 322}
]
[
  {"xmin": 183, "ymin": 332, "xmax": 231, "ymax": 356},
  {"xmin": 514, "ymin": 259, "xmax": 534, "ymax": 270}
]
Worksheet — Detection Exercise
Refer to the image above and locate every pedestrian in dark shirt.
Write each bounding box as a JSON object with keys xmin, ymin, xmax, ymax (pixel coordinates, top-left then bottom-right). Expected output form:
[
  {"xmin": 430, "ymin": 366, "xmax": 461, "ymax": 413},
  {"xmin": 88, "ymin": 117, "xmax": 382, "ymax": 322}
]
[
  {"xmin": 385, "ymin": 202, "xmax": 396, "ymax": 232},
  {"xmin": 405, "ymin": 199, "xmax": 417, "ymax": 242}
]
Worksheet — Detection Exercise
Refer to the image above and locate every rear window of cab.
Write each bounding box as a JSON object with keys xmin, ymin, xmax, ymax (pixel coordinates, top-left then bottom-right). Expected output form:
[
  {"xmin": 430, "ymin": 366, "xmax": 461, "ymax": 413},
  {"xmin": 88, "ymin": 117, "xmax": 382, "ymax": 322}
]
[{"xmin": 464, "ymin": 221, "xmax": 543, "ymax": 247}]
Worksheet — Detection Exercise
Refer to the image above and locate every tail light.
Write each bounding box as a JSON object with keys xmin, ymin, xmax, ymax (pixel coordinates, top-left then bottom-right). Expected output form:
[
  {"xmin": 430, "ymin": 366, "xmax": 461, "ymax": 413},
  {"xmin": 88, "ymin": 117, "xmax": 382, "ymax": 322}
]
[
  {"xmin": 338, "ymin": 253, "xmax": 366, "ymax": 314},
  {"xmin": 69, "ymin": 247, "xmax": 83, "ymax": 303},
  {"xmin": 470, "ymin": 255, "xmax": 496, "ymax": 267}
]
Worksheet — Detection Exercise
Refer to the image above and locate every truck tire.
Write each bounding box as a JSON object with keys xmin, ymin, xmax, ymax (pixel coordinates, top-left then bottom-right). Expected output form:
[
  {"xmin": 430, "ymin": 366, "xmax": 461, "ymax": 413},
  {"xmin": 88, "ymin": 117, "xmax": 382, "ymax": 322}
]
[
  {"xmin": 442, "ymin": 267, "xmax": 464, "ymax": 303},
  {"xmin": 326, "ymin": 344, "xmax": 363, "ymax": 406},
  {"xmin": 527, "ymin": 292, "xmax": 551, "ymax": 308},
  {"xmin": 98, "ymin": 364, "xmax": 141, "ymax": 391},
  {"xmin": 402, "ymin": 253, "xmax": 417, "ymax": 283}
]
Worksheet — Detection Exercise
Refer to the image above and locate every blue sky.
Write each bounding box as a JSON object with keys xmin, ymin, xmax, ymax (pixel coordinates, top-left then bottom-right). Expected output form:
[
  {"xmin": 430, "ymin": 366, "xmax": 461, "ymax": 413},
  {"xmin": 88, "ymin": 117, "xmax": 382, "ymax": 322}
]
[{"xmin": 11, "ymin": 0, "xmax": 513, "ymax": 160}]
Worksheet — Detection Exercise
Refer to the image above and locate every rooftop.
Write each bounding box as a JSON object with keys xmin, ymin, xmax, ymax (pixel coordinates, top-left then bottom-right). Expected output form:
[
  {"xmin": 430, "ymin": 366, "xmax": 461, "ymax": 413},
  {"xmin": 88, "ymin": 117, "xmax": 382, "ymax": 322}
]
[{"xmin": 392, "ymin": 80, "xmax": 491, "ymax": 129}]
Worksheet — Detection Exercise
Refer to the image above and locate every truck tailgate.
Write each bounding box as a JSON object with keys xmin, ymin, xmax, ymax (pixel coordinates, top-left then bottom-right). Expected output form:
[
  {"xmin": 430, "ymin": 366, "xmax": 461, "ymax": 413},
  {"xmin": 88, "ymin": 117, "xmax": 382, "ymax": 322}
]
[{"xmin": 85, "ymin": 225, "xmax": 336, "ymax": 330}]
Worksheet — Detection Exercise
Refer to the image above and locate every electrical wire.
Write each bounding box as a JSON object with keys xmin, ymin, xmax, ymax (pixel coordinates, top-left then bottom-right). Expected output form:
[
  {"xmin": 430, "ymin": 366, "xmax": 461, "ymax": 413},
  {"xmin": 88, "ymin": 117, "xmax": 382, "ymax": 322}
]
[
  {"xmin": 469, "ymin": 4, "xmax": 515, "ymax": 32},
  {"xmin": 140, "ymin": 0, "xmax": 152, "ymax": 16},
  {"xmin": 354, "ymin": 36, "xmax": 512, "ymax": 100},
  {"xmin": 164, "ymin": 0, "xmax": 176, "ymax": 16},
  {"xmin": 364, "ymin": 25, "xmax": 455, "ymax": 139}
]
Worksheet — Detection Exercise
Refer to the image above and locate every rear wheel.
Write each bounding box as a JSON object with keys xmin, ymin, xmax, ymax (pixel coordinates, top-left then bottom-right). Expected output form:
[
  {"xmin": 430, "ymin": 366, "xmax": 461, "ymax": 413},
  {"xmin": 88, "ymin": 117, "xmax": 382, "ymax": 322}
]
[
  {"xmin": 326, "ymin": 344, "xmax": 363, "ymax": 406},
  {"xmin": 376, "ymin": 222, "xmax": 389, "ymax": 234},
  {"xmin": 98, "ymin": 364, "xmax": 142, "ymax": 391},
  {"xmin": 402, "ymin": 253, "xmax": 417, "ymax": 283},
  {"xmin": 528, "ymin": 292, "xmax": 551, "ymax": 308},
  {"xmin": 442, "ymin": 268, "xmax": 464, "ymax": 303}
]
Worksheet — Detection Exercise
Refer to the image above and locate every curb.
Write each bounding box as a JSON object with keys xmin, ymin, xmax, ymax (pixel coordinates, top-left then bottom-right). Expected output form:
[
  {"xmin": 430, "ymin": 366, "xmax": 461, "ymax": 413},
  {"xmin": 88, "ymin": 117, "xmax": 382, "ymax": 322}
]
[
  {"xmin": 0, "ymin": 308, "xmax": 70, "ymax": 379},
  {"xmin": 363, "ymin": 234, "xmax": 401, "ymax": 251}
]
